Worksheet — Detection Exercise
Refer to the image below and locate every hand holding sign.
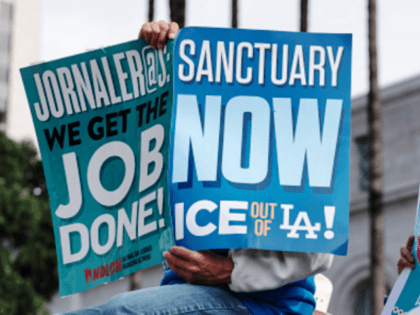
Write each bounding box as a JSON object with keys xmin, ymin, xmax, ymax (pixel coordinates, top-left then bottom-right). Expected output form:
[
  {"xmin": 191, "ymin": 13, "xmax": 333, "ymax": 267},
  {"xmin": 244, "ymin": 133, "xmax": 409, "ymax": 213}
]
[
  {"xmin": 398, "ymin": 235, "xmax": 416, "ymax": 274},
  {"xmin": 139, "ymin": 21, "xmax": 180, "ymax": 49},
  {"xmin": 382, "ymin": 187, "xmax": 420, "ymax": 314},
  {"xmin": 163, "ymin": 246, "xmax": 233, "ymax": 285}
]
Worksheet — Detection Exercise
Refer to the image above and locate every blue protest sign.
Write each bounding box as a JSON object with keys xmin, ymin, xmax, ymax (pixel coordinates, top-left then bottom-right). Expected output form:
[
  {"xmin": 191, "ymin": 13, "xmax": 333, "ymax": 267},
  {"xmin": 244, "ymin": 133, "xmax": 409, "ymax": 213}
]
[
  {"xmin": 169, "ymin": 27, "xmax": 352, "ymax": 255},
  {"xmin": 382, "ymin": 187, "xmax": 420, "ymax": 315},
  {"xmin": 20, "ymin": 39, "xmax": 175, "ymax": 296}
]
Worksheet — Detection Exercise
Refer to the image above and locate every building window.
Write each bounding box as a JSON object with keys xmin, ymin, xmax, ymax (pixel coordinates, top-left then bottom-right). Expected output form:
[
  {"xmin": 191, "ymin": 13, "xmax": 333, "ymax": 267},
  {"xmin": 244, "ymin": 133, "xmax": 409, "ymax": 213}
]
[
  {"xmin": 0, "ymin": 1, "xmax": 13, "ymax": 131},
  {"xmin": 0, "ymin": 65, "xmax": 8, "ymax": 82},
  {"xmin": 0, "ymin": 109, "xmax": 6, "ymax": 123},
  {"xmin": 0, "ymin": 82, "xmax": 8, "ymax": 99},
  {"xmin": 0, "ymin": 3, "xmax": 14, "ymax": 22},
  {"xmin": 0, "ymin": 18, "xmax": 11, "ymax": 34},
  {"xmin": 0, "ymin": 1, "xmax": 13, "ymax": 53},
  {"xmin": 0, "ymin": 51, "xmax": 9, "ymax": 66},
  {"xmin": 353, "ymin": 279, "xmax": 390, "ymax": 314},
  {"xmin": 353, "ymin": 279, "xmax": 371, "ymax": 314},
  {"xmin": 0, "ymin": 99, "xmax": 7, "ymax": 112},
  {"xmin": 355, "ymin": 135, "xmax": 369, "ymax": 191},
  {"xmin": 0, "ymin": 32, "xmax": 10, "ymax": 51}
]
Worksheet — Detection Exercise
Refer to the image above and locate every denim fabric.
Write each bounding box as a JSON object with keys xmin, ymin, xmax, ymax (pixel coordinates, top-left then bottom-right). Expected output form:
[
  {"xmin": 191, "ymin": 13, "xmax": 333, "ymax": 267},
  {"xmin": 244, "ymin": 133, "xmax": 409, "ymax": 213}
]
[
  {"xmin": 57, "ymin": 284, "xmax": 253, "ymax": 315},
  {"xmin": 160, "ymin": 257, "xmax": 316, "ymax": 315}
]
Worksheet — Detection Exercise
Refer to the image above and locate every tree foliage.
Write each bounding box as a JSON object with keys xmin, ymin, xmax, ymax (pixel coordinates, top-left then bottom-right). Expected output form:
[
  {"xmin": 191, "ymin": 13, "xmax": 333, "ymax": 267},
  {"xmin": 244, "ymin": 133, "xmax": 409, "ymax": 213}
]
[{"xmin": 0, "ymin": 132, "xmax": 58, "ymax": 315}]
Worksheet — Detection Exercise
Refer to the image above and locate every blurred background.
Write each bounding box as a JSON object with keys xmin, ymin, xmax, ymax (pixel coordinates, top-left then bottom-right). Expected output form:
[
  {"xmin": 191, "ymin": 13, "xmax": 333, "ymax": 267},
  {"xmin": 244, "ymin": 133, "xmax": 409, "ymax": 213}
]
[{"xmin": 1, "ymin": 0, "xmax": 420, "ymax": 314}]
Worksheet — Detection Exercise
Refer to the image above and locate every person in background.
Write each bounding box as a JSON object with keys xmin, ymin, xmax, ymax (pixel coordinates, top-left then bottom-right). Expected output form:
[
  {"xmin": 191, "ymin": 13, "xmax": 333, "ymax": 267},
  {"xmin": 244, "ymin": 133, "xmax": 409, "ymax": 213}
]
[{"xmin": 58, "ymin": 20, "xmax": 334, "ymax": 315}]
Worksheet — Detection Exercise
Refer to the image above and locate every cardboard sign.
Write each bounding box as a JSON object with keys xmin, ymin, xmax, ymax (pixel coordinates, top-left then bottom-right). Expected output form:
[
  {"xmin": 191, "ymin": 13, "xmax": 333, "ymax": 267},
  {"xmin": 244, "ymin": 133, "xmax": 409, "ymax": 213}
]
[
  {"xmin": 169, "ymin": 27, "xmax": 352, "ymax": 255},
  {"xmin": 382, "ymin": 187, "xmax": 420, "ymax": 315},
  {"xmin": 20, "ymin": 39, "xmax": 175, "ymax": 296}
]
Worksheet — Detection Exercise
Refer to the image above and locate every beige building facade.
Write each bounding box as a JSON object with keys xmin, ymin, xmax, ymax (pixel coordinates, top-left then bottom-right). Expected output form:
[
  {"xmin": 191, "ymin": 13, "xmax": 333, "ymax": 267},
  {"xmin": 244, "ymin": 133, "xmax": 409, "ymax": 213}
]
[
  {"xmin": 0, "ymin": 0, "xmax": 42, "ymax": 142},
  {"xmin": 326, "ymin": 75, "xmax": 420, "ymax": 314}
]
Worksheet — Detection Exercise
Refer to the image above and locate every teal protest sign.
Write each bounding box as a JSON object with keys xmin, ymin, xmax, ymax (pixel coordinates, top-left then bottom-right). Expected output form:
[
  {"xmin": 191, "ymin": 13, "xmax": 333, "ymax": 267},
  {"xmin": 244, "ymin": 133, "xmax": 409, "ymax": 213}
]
[
  {"xmin": 382, "ymin": 186, "xmax": 420, "ymax": 315},
  {"xmin": 170, "ymin": 27, "xmax": 352, "ymax": 255},
  {"xmin": 20, "ymin": 39, "xmax": 175, "ymax": 296}
]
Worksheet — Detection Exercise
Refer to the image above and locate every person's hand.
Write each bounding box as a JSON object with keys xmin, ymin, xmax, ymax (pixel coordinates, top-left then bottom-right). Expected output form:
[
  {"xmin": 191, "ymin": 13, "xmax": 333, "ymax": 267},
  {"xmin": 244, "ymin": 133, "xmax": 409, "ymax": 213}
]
[
  {"xmin": 398, "ymin": 235, "xmax": 417, "ymax": 274},
  {"xmin": 138, "ymin": 20, "xmax": 179, "ymax": 49},
  {"xmin": 163, "ymin": 246, "xmax": 234, "ymax": 286}
]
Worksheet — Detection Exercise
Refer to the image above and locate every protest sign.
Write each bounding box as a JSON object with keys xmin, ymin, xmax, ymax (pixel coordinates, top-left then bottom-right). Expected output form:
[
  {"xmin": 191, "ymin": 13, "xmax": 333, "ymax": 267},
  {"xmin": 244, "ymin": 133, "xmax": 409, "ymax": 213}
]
[
  {"xmin": 382, "ymin": 187, "xmax": 420, "ymax": 315},
  {"xmin": 170, "ymin": 27, "xmax": 352, "ymax": 255},
  {"xmin": 20, "ymin": 39, "xmax": 175, "ymax": 296}
]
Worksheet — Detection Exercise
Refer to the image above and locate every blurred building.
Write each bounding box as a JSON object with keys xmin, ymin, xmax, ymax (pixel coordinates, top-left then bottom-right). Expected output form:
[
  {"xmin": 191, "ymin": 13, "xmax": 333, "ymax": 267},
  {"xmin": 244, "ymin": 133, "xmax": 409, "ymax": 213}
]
[
  {"xmin": 325, "ymin": 75, "xmax": 420, "ymax": 315},
  {"xmin": 0, "ymin": 0, "xmax": 42, "ymax": 141}
]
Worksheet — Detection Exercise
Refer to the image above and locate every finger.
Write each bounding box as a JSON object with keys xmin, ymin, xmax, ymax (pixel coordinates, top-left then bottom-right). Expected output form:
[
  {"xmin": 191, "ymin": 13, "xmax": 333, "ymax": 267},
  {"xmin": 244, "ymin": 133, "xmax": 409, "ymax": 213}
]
[
  {"xmin": 170, "ymin": 246, "xmax": 202, "ymax": 262},
  {"xmin": 165, "ymin": 251, "xmax": 198, "ymax": 272},
  {"xmin": 401, "ymin": 246, "xmax": 415, "ymax": 263},
  {"xmin": 165, "ymin": 255, "xmax": 191, "ymax": 280},
  {"xmin": 139, "ymin": 23, "xmax": 152, "ymax": 42},
  {"xmin": 169, "ymin": 263, "xmax": 198, "ymax": 284},
  {"xmin": 150, "ymin": 21, "xmax": 161, "ymax": 49},
  {"xmin": 164, "ymin": 252, "xmax": 199, "ymax": 283},
  {"xmin": 397, "ymin": 259, "xmax": 404, "ymax": 274},
  {"xmin": 168, "ymin": 22, "xmax": 180, "ymax": 40},
  {"xmin": 400, "ymin": 256, "xmax": 415, "ymax": 269},
  {"xmin": 164, "ymin": 251, "xmax": 187, "ymax": 268},
  {"xmin": 397, "ymin": 259, "xmax": 403, "ymax": 274},
  {"xmin": 398, "ymin": 258, "xmax": 414, "ymax": 274},
  {"xmin": 140, "ymin": 23, "xmax": 152, "ymax": 42},
  {"xmin": 406, "ymin": 235, "xmax": 415, "ymax": 252},
  {"xmin": 156, "ymin": 21, "xmax": 170, "ymax": 49},
  {"xmin": 417, "ymin": 235, "xmax": 420, "ymax": 254}
]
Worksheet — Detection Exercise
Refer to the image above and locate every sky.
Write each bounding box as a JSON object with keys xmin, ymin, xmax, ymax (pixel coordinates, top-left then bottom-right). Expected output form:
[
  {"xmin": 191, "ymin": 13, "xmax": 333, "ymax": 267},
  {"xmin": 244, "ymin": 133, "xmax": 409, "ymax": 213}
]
[{"xmin": 39, "ymin": 0, "xmax": 420, "ymax": 99}]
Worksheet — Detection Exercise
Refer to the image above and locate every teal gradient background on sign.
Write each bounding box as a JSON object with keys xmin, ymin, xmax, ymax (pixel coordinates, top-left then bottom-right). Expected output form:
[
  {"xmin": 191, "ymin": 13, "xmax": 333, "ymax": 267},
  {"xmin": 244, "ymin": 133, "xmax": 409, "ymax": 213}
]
[{"xmin": 21, "ymin": 39, "xmax": 175, "ymax": 296}]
